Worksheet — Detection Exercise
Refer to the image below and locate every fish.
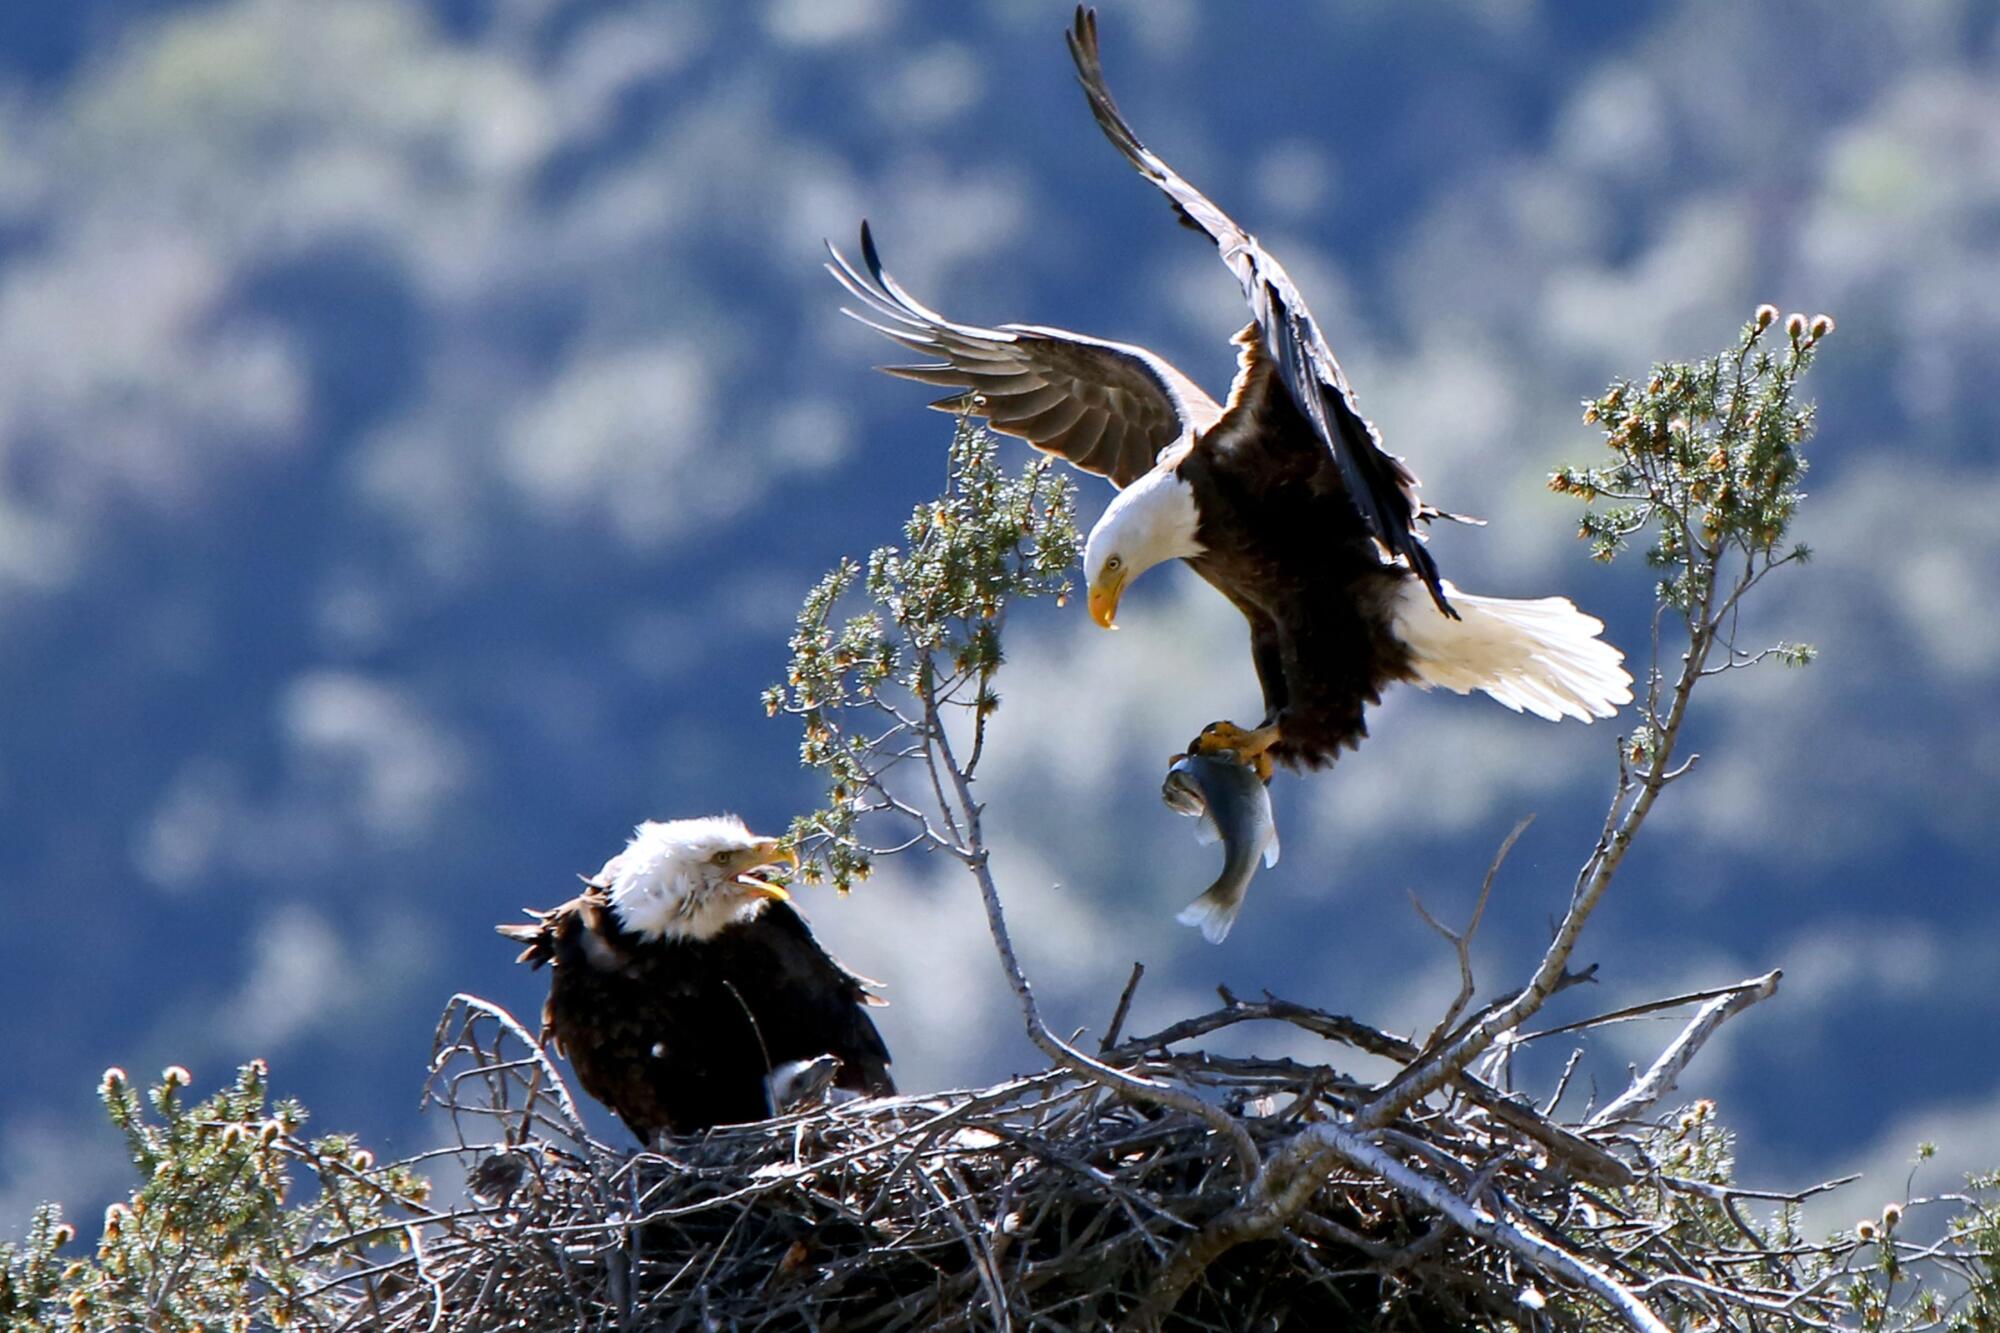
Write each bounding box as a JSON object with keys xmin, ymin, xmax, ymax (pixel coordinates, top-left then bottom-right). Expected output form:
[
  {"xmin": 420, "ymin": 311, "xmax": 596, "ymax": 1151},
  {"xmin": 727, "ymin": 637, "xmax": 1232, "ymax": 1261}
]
[{"xmin": 1160, "ymin": 752, "xmax": 1281, "ymax": 943}]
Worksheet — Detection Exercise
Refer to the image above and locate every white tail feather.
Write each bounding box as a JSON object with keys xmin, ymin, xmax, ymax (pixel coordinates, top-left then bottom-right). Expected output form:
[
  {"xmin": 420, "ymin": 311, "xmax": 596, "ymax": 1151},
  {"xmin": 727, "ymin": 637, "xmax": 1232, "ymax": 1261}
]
[{"xmin": 1393, "ymin": 580, "xmax": 1632, "ymax": 722}]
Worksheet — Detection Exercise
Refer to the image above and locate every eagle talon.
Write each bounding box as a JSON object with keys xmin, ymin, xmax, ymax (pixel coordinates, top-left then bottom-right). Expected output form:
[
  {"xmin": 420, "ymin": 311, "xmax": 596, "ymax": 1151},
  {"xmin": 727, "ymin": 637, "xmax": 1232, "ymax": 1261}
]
[{"xmin": 1187, "ymin": 721, "xmax": 1279, "ymax": 785}]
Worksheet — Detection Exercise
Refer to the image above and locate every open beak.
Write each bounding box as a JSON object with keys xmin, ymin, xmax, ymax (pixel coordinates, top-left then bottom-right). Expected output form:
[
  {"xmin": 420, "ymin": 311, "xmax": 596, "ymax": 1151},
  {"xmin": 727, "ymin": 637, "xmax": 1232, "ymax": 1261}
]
[
  {"xmin": 734, "ymin": 877, "xmax": 791, "ymax": 903},
  {"xmin": 1087, "ymin": 573, "xmax": 1124, "ymax": 630},
  {"xmin": 733, "ymin": 838, "xmax": 797, "ymax": 903}
]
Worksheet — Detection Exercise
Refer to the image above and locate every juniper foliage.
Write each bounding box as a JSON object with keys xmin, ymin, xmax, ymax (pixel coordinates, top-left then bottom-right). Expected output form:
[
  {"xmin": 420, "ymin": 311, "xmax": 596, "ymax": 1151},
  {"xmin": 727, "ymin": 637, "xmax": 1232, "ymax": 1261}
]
[
  {"xmin": 0, "ymin": 1062, "xmax": 425, "ymax": 1332},
  {"xmin": 762, "ymin": 416, "xmax": 1079, "ymax": 891},
  {"xmin": 1554, "ymin": 305, "xmax": 1825, "ymax": 613}
]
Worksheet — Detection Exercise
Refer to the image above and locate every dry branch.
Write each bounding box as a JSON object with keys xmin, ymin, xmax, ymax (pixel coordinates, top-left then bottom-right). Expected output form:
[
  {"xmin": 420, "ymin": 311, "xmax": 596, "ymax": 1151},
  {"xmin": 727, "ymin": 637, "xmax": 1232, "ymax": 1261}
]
[
  {"xmin": 1587, "ymin": 970, "xmax": 1782, "ymax": 1128},
  {"xmin": 318, "ymin": 989, "xmax": 1794, "ymax": 1332},
  {"xmin": 308, "ymin": 966, "xmax": 1985, "ymax": 1333}
]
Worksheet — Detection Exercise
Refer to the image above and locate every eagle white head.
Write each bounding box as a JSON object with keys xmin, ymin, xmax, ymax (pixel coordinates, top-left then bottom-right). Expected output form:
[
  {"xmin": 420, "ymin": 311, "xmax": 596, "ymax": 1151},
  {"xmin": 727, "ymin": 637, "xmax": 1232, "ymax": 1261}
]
[
  {"xmin": 1083, "ymin": 467, "xmax": 1205, "ymax": 629},
  {"xmin": 599, "ymin": 815, "xmax": 797, "ymax": 943}
]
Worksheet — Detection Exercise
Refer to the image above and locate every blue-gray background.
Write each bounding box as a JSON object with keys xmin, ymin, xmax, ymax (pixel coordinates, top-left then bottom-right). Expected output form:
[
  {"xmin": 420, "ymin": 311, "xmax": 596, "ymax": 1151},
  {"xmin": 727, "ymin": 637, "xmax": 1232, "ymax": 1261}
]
[{"xmin": 4, "ymin": 0, "xmax": 1996, "ymax": 1229}]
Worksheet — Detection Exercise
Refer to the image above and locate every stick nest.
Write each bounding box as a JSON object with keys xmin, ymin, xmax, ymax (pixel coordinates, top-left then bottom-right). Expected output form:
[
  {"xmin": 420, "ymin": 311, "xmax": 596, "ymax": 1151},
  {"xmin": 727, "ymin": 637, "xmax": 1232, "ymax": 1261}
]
[{"xmin": 334, "ymin": 993, "xmax": 1865, "ymax": 1333}]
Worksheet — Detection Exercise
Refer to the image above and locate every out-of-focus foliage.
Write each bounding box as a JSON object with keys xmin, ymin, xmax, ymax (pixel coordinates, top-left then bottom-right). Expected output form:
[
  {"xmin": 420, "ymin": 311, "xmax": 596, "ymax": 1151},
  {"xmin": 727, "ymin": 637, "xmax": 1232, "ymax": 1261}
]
[
  {"xmin": 0, "ymin": 1063, "xmax": 420, "ymax": 1333},
  {"xmin": 765, "ymin": 420, "xmax": 1078, "ymax": 891}
]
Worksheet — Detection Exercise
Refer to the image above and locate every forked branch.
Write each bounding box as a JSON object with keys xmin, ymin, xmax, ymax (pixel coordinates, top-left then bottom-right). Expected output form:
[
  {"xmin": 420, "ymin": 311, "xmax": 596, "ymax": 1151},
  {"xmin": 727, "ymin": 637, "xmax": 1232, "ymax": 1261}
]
[{"xmin": 1124, "ymin": 309, "xmax": 1833, "ymax": 1329}]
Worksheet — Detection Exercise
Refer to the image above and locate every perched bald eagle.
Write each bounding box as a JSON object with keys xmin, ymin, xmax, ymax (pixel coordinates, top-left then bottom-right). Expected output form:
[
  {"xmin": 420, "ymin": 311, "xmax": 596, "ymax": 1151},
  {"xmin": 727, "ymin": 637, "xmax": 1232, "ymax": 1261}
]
[
  {"xmin": 499, "ymin": 816, "xmax": 893, "ymax": 1143},
  {"xmin": 828, "ymin": 7, "xmax": 1630, "ymax": 777}
]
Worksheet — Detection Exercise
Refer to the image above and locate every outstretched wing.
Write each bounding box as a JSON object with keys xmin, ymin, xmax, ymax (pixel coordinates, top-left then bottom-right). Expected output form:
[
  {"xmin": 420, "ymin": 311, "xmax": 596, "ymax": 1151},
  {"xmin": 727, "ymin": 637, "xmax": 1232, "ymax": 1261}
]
[
  {"xmin": 828, "ymin": 221, "xmax": 1221, "ymax": 489},
  {"xmin": 1066, "ymin": 6, "xmax": 1453, "ymax": 613}
]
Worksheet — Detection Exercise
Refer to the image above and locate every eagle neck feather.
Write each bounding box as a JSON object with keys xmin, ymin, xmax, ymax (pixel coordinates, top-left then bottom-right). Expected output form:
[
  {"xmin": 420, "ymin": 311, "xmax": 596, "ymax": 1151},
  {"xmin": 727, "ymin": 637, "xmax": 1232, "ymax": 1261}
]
[
  {"xmin": 1089, "ymin": 464, "xmax": 1206, "ymax": 583},
  {"xmin": 602, "ymin": 820, "xmax": 771, "ymax": 944}
]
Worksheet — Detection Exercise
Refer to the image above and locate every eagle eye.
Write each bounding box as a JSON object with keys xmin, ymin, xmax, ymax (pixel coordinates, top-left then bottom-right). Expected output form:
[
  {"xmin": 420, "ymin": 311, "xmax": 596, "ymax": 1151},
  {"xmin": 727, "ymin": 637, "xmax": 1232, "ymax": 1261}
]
[
  {"xmin": 710, "ymin": 849, "xmax": 734, "ymax": 866},
  {"xmin": 1106, "ymin": 555, "xmax": 1123, "ymax": 571}
]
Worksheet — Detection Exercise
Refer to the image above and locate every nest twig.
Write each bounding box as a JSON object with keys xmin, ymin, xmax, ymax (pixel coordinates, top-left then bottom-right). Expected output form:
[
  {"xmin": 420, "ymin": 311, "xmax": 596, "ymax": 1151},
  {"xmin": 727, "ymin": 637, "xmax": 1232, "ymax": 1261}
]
[{"xmin": 301, "ymin": 982, "xmax": 1922, "ymax": 1333}]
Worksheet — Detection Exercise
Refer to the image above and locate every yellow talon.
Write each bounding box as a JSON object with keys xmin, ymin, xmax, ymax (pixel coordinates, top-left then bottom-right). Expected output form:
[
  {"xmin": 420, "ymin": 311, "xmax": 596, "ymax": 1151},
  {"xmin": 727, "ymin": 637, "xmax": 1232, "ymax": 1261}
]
[{"xmin": 1187, "ymin": 721, "xmax": 1280, "ymax": 784}]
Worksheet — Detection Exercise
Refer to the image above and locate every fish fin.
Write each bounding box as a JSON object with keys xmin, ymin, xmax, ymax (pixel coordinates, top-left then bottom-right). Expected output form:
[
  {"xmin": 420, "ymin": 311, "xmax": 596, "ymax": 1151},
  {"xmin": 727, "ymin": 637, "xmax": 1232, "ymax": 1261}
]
[
  {"xmin": 1193, "ymin": 810, "xmax": 1222, "ymax": 846},
  {"xmin": 1175, "ymin": 888, "xmax": 1243, "ymax": 944},
  {"xmin": 1263, "ymin": 833, "xmax": 1280, "ymax": 869}
]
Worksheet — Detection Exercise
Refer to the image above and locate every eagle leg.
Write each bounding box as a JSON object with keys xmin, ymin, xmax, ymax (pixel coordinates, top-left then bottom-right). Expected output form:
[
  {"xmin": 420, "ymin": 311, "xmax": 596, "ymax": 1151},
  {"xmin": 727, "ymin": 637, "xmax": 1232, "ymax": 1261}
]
[{"xmin": 1186, "ymin": 720, "xmax": 1279, "ymax": 785}]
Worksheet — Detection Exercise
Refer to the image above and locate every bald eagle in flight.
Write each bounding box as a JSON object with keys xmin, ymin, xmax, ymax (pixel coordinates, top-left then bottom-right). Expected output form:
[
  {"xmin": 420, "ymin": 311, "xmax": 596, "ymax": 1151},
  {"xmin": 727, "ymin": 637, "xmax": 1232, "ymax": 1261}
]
[
  {"xmin": 499, "ymin": 816, "xmax": 894, "ymax": 1143},
  {"xmin": 827, "ymin": 7, "xmax": 1630, "ymax": 779}
]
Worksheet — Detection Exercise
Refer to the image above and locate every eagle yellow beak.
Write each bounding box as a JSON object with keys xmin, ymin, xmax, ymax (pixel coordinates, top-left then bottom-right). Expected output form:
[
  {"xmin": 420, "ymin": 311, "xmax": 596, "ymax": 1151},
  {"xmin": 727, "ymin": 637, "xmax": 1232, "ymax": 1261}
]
[
  {"xmin": 732, "ymin": 838, "xmax": 797, "ymax": 902},
  {"xmin": 1088, "ymin": 571, "xmax": 1125, "ymax": 630},
  {"xmin": 734, "ymin": 877, "xmax": 791, "ymax": 903},
  {"xmin": 751, "ymin": 838, "xmax": 799, "ymax": 870}
]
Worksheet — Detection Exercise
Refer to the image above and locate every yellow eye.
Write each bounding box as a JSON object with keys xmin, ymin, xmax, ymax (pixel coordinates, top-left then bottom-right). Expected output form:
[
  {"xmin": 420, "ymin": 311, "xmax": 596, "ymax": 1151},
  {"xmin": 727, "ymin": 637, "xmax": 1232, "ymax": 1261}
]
[
  {"xmin": 1106, "ymin": 555, "xmax": 1123, "ymax": 571},
  {"xmin": 711, "ymin": 850, "xmax": 734, "ymax": 866}
]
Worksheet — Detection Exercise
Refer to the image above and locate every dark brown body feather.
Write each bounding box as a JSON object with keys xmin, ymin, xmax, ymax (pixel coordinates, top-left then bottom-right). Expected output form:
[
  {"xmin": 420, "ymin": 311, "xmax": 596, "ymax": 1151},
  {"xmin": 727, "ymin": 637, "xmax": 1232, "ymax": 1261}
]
[
  {"xmin": 500, "ymin": 891, "xmax": 894, "ymax": 1142},
  {"xmin": 1181, "ymin": 334, "xmax": 1421, "ymax": 769}
]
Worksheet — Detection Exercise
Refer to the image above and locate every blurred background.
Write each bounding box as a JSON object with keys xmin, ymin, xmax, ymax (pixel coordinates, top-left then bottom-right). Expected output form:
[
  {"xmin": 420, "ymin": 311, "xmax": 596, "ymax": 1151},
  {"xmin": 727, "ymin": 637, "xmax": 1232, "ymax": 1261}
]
[{"xmin": 4, "ymin": 0, "xmax": 1997, "ymax": 1231}]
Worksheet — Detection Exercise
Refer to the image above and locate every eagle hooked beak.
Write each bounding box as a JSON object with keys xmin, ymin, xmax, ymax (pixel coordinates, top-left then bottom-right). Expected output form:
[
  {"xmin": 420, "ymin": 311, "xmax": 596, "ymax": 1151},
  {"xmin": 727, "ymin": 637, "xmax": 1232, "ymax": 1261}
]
[
  {"xmin": 732, "ymin": 838, "xmax": 798, "ymax": 903},
  {"xmin": 1088, "ymin": 569, "xmax": 1125, "ymax": 630}
]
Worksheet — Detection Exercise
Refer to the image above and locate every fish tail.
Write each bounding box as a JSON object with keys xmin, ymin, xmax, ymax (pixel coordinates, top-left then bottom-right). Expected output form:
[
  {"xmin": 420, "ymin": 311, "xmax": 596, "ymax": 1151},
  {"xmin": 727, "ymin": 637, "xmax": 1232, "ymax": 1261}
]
[
  {"xmin": 1392, "ymin": 580, "xmax": 1633, "ymax": 722},
  {"xmin": 1176, "ymin": 886, "xmax": 1245, "ymax": 944}
]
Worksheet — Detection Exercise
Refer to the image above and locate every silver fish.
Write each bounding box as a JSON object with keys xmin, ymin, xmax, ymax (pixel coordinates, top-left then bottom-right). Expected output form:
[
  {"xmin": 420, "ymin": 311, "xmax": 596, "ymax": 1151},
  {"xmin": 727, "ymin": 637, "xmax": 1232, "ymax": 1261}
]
[{"xmin": 1161, "ymin": 753, "xmax": 1281, "ymax": 943}]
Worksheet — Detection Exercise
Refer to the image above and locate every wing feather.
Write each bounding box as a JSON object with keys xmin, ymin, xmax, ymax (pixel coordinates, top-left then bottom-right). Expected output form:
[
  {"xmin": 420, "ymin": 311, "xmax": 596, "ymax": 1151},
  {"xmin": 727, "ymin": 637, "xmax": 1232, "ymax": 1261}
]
[
  {"xmin": 1066, "ymin": 6, "xmax": 1454, "ymax": 613},
  {"xmin": 828, "ymin": 222, "xmax": 1221, "ymax": 489},
  {"xmin": 1010, "ymin": 394, "xmax": 1090, "ymax": 440},
  {"xmin": 1061, "ymin": 409, "xmax": 1116, "ymax": 475},
  {"xmin": 980, "ymin": 382, "xmax": 1074, "ymax": 417},
  {"xmin": 745, "ymin": 903, "xmax": 897, "ymax": 1096}
]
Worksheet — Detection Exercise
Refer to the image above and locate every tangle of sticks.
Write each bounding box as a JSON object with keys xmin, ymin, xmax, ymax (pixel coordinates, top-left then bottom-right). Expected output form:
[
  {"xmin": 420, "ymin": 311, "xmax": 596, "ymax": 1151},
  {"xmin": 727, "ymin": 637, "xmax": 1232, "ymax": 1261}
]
[{"xmin": 296, "ymin": 983, "xmax": 1993, "ymax": 1333}]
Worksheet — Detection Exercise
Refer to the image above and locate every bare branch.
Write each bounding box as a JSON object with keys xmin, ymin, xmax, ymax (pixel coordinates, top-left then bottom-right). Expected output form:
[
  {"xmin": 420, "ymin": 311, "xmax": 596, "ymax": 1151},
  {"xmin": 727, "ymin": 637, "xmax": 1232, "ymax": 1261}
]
[
  {"xmin": 922, "ymin": 677, "xmax": 1265, "ymax": 1185},
  {"xmin": 1587, "ymin": 971, "xmax": 1781, "ymax": 1127},
  {"xmin": 1360, "ymin": 571, "xmax": 1722, "ymax": 1133},
  {"xmin": 1522, "ymin": 974, "xmax": 1789, "ymax": 1043},
  {"xmin": 1417, "ymin": 815, "xmax": 1533, "ymax": 1052},
  {"xmin": 1130, "ymin": 1122, "xmax": 1671, "ymax": 1333},
  {"xmin": 1101, "ymin": 962, "xmax": 1146, "ymax": 1053}
]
